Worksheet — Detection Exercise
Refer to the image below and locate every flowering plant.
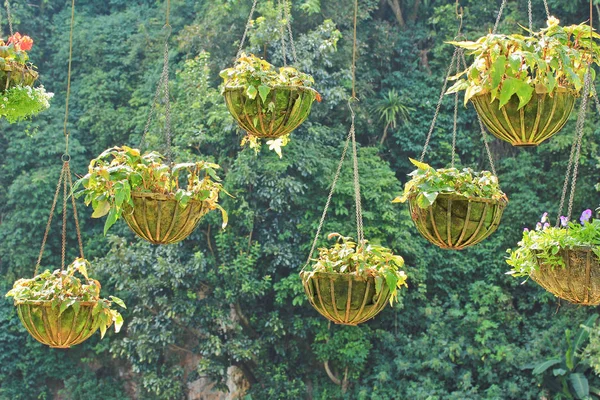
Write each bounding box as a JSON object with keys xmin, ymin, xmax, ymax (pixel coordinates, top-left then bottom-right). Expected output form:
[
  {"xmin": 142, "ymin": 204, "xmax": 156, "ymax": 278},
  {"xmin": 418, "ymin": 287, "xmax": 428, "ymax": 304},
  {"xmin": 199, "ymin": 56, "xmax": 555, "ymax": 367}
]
[
  {"xmin": 446, "ymin": 18, "xmax": 600, "ymax": 109},
  {"xmin": 506, "ymin": 210, "xmax": 600, "ymax": 277},
  {"xmin": 0, "ymin": 32, "xmax": 52, "ymax": 122},
  {"xmin": 6, "ymin": 258, "xmax": 126, "ymax": 338},
  {"xmin": 303, "ymin": 233, "xmax": 408, "ymax": 305},
  {"xmin": 393, "ymin": 158, "xmax": 507, "ymax": 208}
]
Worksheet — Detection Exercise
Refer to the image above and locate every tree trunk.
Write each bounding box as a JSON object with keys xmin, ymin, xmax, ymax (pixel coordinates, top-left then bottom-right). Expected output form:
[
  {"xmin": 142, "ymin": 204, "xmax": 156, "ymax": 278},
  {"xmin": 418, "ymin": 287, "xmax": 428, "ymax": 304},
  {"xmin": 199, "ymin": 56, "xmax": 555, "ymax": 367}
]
[
  {"xmin": 409, "ymin": 0, "xmax": 421, "ymax": 23},
  {"xmin": 385, "ymin": 0, "xmax": 406, "ymax": 29}
]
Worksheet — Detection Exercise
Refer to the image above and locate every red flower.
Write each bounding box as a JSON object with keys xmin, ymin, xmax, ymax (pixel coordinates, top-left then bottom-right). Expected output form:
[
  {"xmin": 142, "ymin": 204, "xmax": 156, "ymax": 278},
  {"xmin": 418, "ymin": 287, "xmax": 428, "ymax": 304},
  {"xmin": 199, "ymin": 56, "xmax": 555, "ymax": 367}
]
[{"xmin": 20, "ymin": 36, "xmax": 33, "ymax": 51}]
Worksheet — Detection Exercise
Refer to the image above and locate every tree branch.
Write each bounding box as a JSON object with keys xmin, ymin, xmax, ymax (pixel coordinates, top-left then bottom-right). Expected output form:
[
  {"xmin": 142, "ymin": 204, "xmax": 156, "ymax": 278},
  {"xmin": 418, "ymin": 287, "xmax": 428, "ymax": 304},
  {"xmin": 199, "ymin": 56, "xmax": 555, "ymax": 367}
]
[
  {"xmin": 385, "ymin": 0, "xmax": 406, "ymax": 29},
  {"xmin": 323, "ymin": 360, "xmax": 341, "ymax": 386}
]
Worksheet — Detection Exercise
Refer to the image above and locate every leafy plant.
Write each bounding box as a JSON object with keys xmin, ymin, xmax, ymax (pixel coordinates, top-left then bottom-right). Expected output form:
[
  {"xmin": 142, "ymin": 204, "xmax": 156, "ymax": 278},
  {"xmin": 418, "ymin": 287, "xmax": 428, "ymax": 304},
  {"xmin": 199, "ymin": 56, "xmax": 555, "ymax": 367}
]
[
  {"xmin": 5, "ymin": 258, "xmax": 125, "ymax": 338},
  {"xmin": 0, "ymin": 32, "xmax": 52, "ymax": 122},
  {"xmin": 446, "ymin": 18, "xmax": 600, "ymax": 109},
  {"xmin": 220, "ymin": 53, "xmax": 321, "ymax": 156},
  {"xmin": 304, "ymin": 233, "xmax": 408, "ymax": 304},
  {"xmin": 506, "ymin": 210, "xmax": 600, "ymax": 277},
  {"xmin": 524, "ymin": 314, "xmax": 600, "ymax": 400},
  {"xmin": 75, "ymin": 146, "xmax": 228, "ymax": 234},
  {"xmin": 393, "ymin": 158, "xmax": 506, "ymax": 208},
  {"xmin": 371, "ymin": 89, "xmax": 413, "ymax": 145},
  {"xmin": 0, "ymin": 85, "xmax": 53, "ymax": 123}
]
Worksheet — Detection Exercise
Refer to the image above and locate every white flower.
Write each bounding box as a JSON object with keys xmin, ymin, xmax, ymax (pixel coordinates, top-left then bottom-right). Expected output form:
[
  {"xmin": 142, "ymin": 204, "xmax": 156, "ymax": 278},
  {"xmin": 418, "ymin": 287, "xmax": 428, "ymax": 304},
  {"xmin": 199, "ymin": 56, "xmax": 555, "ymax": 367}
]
[
  {"xmin": 547, "ymin": 16, "xmax": 560, "ymax": 28},
  {"xmin": 474, "ymin": 58, "xmax": 487, "ymax": 72}
]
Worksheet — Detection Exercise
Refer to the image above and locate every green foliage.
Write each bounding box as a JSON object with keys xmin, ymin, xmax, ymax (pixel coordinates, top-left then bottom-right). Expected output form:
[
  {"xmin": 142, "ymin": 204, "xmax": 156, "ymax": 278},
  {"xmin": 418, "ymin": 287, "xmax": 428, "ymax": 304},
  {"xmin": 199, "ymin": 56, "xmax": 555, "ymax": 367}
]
[
  {"xmin": 447, "ymin": 18, "xmax": 600, "ymax": 108},
  {"xmin": 5, "ymin": 258, "xmax": 125, "ymax": 337},
  {"xmin": 525, "ymin": 314, "xmax": 600, "ymax": 400},
  {"xmin": 75, "ymin": 146, "xmax": 228, "ymax": 234},
  {"xmin": 394, "ymin": 158, "xmax": 506, "ymax": 208},
  {"xmin": 507, "ymin": 211, "xmax": 600, "ymax": 277},
  {"xmin": 0, "ymin": 85, "xmax": 52, "ymax": 123},
  {"xmin": 304, "ymin": 233, "xmax": 407, "ymax": 303}
]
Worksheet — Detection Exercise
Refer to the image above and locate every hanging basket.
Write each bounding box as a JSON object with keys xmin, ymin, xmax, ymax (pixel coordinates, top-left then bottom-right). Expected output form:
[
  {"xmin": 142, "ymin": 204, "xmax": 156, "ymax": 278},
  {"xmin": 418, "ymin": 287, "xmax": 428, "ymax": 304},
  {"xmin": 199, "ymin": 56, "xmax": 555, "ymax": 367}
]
[
  {"xmin": 471, "ymin": 90, "xmax": 576, "ymax": 147},
  {"xmin": 531, "ymin": 247, "xmax": 600, "ymax": 306},
  {"xmin": 300, "ymin": 271, "xmax": 391, "ymax": 325},
  {"xmin": 408, "ymin": 193, "xmax": 507, "ymax": 249},
  {"xmin": 122, "ymin": 192, "xmax": 210, "ymax": 245},
  {"xmin": 0, "ymin": 62, "xmax": 38, "ymax": 91},
  {"xmin": 223, "ymin": 85, "xmax": 317, "ymax": 139},
  {"xmin": 15, "ymin": 300, "xmax": 102, "ymax": 348}
]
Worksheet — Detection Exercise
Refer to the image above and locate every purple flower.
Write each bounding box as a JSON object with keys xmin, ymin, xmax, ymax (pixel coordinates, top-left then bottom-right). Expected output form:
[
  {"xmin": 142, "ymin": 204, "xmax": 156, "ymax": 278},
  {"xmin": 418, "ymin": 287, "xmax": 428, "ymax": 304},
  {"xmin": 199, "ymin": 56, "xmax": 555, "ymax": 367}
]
[
  {"xmin": 560, "ymin": 216, "xmax": 569, "ymax": 227},
  {"xmin": 523, "ymin": 227, "xmax": 529, "ymax": 232},
  {"xmin": 541, "ymin": 212, "xmax": 549, "ymax": 223},
  {"xmin": 580, "ymin": 209, "xmax": 593, "ymax": 225},
  {"xmin": 543, "ymin": 222, "xmax": 550, "ymax": 229},
  {"xmin": 536, "ymin": 222, "xmax": 543, "ymax": 231}
]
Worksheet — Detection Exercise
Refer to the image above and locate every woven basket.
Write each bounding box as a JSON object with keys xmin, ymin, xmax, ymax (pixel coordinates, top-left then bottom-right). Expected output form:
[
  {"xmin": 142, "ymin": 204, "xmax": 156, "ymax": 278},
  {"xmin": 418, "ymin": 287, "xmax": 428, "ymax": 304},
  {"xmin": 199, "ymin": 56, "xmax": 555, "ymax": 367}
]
[
  {"xmin": 223, "ymin": 85, "xmax": 317, "ymax": 139},
  {"xmin": 122, "ymin": 192, "xmax": 210, "ymax": 245},
  {"xmin": 301, "ymin": 271, "xmax": 391, "ymax": 325},
  {"xmin": 0, "ymin": 62, "xmax": 38, "ymax": 91},
  {"xmin": 15, "ymin": 301, "xmax": 102, "ymax": 348},
  {"xmin": 471, "ymin": 91, "xmax": 575, "ymax": 147},
  {"xmin": 408, "ymin": 193, "xmax": 507, "ymax": 250},
  {"xmin": 532, "ymin": 247, "xmax": 600, "ymax": 306}
]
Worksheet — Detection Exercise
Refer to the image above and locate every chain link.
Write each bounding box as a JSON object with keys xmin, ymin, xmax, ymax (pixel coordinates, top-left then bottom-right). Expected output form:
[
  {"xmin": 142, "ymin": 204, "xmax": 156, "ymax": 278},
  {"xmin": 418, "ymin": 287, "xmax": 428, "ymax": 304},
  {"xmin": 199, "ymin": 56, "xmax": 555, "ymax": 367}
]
[
  {"xmin": 543, "ymin": 0, "xmax": 550, "ymax": 18},
  {"xmin": 236, "ymin": 0, "xmax": 258, "ymax": 59},
  {"xmin": 277, "ymin": 0, "xmax": 288, "ymax": 66},
  {"xmin": 283, "ymin": 0, "xmax": 298, "ymax": 64},
  {"xmin": 528, "ymin": 0, "xmax": 533, "ymax": 32},
  {"xmin": 35, "ymin": 164, "xmax": 66, "ymax": 276},
  {"xmin": 67, "ymin": 166, "xmax": 85, "ymax": 259},
  {"xmin": 349, "ymin": 103, "xmax": 364, "ymax": 245},
  {"xmin": 61, "ymin": 165, "xmax": 68, "ymax": 270},
  {"xmin": 451, "ymin": 48, "xmax": 462, "ymax": 168},
  {"xmin": 492, "ymin": 0, "xmax": 508, "ymax": 34},
  {"xmin": 302, "ymin": 129, "xmax": 352, "ymax": 271},
  {"xmin": 566, "ymin": 68, "xmax": 592, "ymax": 221},
  {"xmin": 4, "ymin": 0, "xmax": 13, "ymax": 36},
  {"xmin": 419, "ymin": 46, "xmax": 459, "ymax": 162}
]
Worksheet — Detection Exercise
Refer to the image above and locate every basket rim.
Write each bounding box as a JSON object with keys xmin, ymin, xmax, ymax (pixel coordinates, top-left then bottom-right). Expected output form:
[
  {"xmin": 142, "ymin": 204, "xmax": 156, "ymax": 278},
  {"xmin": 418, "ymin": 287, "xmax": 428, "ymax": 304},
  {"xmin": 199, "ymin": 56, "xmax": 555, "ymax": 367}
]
[
  {"xmin": 535, "ymin": 245, "xmax": 600, "ymax": 255},
  {"xmin": 300, "ymin": 270, "xmax": 378, "ymax": 282},
  {"xmin": 223, "ymin": 84, "xmax": 319, "ymax": 95},
  {"xmin": 14, "ymin": 299, "xmax": 99, "ymax": 306},
  {"xmin": 473, "ymin": 85, "xmax": 573, "ymax": 97},
  {"xmin": 408, "ymin": 192, "xmax": 508, "ymax": 205},
  {"xmin": 130, "ymin": 191, "xmax": 204, "ymax": 203}
]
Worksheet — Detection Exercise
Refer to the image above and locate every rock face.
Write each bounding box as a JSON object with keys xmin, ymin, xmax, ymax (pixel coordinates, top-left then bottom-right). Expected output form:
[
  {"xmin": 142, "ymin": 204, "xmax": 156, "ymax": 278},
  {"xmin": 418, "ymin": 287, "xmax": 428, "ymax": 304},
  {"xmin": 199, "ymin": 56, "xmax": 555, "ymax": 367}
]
[{"xmin": 187, "ymin": 366, "xmax": 248, "ymax": 400}]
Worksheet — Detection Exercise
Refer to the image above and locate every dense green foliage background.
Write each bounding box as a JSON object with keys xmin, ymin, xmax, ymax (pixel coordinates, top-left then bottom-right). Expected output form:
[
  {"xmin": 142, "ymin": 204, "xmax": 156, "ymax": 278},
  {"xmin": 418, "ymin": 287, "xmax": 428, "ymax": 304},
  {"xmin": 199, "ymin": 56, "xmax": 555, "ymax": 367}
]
[{"xmin": 1, "ymin": 0, "xmax": 600, "ymax": 398}]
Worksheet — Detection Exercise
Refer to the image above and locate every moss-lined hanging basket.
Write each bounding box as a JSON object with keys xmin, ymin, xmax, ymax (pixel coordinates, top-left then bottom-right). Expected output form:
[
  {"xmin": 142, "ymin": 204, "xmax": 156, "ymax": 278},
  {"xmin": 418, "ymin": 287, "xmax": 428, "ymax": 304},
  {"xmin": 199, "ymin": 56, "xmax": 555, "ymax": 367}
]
[
  {"xmin": 300, "ymin": 271, "xmax": 391, "ymax": 325},
  {"xmin": 471, "ymin": 90, "xmax": 576, "ymax": 147},
  {"xmin": 408, "ymin": 193, "xmax": 507, "ymax": 249},
  {"xmin": 223, "ymin": 85, "xmax": 317, "ymax": 139},
  {"xmin": 15, "ymin": 301, "xmax": 102, "ymax": 348},
  {"xmin": 122, "ymin": 192, "xmax": 210, "ymax": 245},
  {"xmin": 531, "ymin": 247, "xmax": 600, "ymax": 306},
  {"xmin": 0, "ymin": 62, "xmax": 38, "ymax": 91}
]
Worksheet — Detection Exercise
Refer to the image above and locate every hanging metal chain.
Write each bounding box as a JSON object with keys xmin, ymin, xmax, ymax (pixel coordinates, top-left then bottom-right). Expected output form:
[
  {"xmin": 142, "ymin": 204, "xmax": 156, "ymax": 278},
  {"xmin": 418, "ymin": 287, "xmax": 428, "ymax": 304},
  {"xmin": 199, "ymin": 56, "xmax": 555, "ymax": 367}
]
[
  {"xmin": 302, "ymin": 130, "xmax": 353, "ymax": 271},
  {"xmin": 419, "ymin": 46, "xmax": 459, "ymax": 162},
  {"xmin": 63, "ymin": 0, "xmax": 76, "ymax": 155},
  {"xmin": 4, "ymin": 0, "xmax": 13, "ymax": 36},
  {"xmin": 35, "ymin": 164, "xmax": 66, "ymax": 276},
  {"xmin": 61, "ymin": 165, "xmax": 68, "ymax": 270},
  {"xmin": 349, "ymin": 102, "xmax": 365, "ymax": 245},
  {"xmin": 67, "ymin": 167, "xmax": 85, "ymax": 259},
  {"xmin": 492, "ymin": 0, "xmax": 508, "ymax": 34},
  {"xmin": 556, "ymin": 68, "xmax": 592, "ymax": 223},
  {"xmin": 527, "ymin": 0, "xmax": 533, "ymax": 32},
  {"xmin": 542, "ymin": 0, "xmax": 550, "ymax": 19},
  {"xmin": 140, "ymin": 2, "xmax": 173, "ymax": 161},
  {"xmin": 458, "ymin": 51, "xmax": 497, "ymax": 175},
  {"xmin": 566, "ymin": 69, "xmax": 592, "ymax": 221},
  {"xmin": 236, "ymin": 0, "xmax": 259, "ymax": 59},
  {"xmin": 277, "ymin": 0, "xmax": 288, "ymax": 66},
  {"xmin": 283, "ymin": 0, "xmax": 298, "ymax": 65},
  {"xmin": 451, "ymin": 48, "xmax": 462, "ymax": 168}
]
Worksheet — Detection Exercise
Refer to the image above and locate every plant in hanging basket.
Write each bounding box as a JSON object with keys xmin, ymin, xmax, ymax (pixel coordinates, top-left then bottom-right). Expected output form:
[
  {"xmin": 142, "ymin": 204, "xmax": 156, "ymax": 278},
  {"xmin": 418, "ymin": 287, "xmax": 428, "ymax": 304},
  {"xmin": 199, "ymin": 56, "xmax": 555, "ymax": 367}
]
[
  {"xmin": 301, "ymin": 233, "xmax": 408, "ymax": 325},
  {"xmin": 394, "ymin": 159, "xmax": 508, "ymax": 249},
  {"xmin": 507, "ymin": 210, "xmax": 600, "ymax": 306},
  {"xmin": 5, "ymin": 258, "xmax": 125, "ymax": 348},
  {"xmin": 0, "ymin": 32, "xmax": 52, "ymax": 123},
  {"xmin": 75, "ymin": 146, "xmax": 228, "ymax": 245},
  {"xmin": 220, "ymin": 53, "xmax": 321, "ymax": 157},
  {"xmin": 446, "ymin": 18, "xmax": 600, "ymax": 146}
]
